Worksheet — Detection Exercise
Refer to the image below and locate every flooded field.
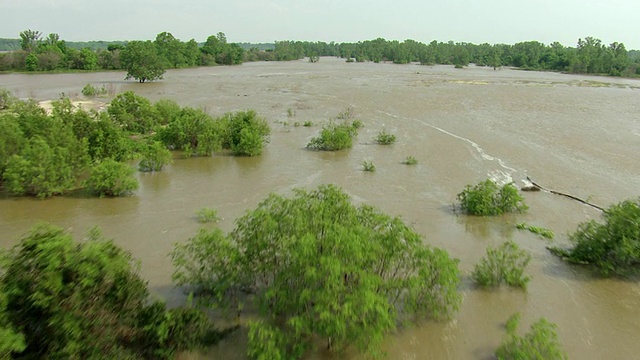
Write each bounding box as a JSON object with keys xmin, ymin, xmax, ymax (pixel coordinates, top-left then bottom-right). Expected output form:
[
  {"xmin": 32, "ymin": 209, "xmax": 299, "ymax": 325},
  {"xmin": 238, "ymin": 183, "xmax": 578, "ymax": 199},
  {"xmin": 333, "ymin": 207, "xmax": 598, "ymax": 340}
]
[{"xmin": 1, "ymin": 58, "xmax": 639, "ymax": 359}]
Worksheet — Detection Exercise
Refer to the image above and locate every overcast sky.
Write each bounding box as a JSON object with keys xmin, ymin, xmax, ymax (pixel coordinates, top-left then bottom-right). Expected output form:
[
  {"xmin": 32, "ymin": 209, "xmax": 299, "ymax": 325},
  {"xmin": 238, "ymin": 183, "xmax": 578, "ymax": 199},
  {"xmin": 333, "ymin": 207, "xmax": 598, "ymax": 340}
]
[{"xmin": 1, "ymin": 0, "xmax": 639, "ymax": 49}]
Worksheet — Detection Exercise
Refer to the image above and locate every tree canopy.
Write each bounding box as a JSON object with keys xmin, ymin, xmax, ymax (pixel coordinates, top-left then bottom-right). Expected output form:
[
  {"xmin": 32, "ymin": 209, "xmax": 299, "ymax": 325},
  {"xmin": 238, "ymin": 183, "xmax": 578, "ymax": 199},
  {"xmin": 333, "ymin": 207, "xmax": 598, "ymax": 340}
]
[
  {"xmin": 551, "ymin": 198, "xmax": 640, "ymax": 276},
  {"xmin": 120, "ymin": 40, "xmax": 166, "ymax": 83},
  {"xmin": 0, "ymin": 223, "xmax": 224, "ymax": 359},
  {"xmin": 172, "ymin": 184, "xmax": 462, "ymax": 359}
]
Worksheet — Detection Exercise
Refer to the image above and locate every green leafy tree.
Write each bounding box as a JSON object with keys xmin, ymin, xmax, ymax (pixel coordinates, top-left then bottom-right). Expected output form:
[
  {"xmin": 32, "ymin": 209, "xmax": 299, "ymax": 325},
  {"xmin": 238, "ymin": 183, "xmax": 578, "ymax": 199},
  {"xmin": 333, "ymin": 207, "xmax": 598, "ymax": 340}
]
[
  {"xmin": 306, "ymin": 120, "xmax": 359, "ymax": 151},
  {"xmin": 19, "ymin": 29, "xmax": 41, "ymax": 52},
  {"xmin": 120, "ymin": 40, "xmax": 166, "ymax": 83},
  {"xmin": 550, "ymin": 198, "xmax": 640, "ymax": 276},
  {"xmin": 3, "ymin": 137, "xmax": 75, "ymax": 198},
  {"xmin": 222, "ymin": 110, "xmax": 271, "ymax": 156},
  {"xmin": 139, "ymin": 140, "xmax": 172, "ymax": 172},
  {"xmin": 472, "ymin": 241, "xmax": 532, "ymax": 288},
  {"xmin": 84, "ymin": 158, "xmax": 139, "ymax": 197},
  {"xmin": 457, "ymin": 179, "xmax": 528, "ymax": 215},
  {"xmin": 0, "ymin": 223, "xmax": 222, "ymax": 359},
  {"xmin": 108, "ymin": 91, "xmax": 159, "ymax": 133},
  {"xmin": 496, "ymin": 313, "xmax": 567, "ymax": 360},
  {"xmin": 172, "ymin": 184, "xmax": 462, "ymax": 359},
  {"xmin": 156, "ymin": 107, "xmax": 223, "ymax": 156}
]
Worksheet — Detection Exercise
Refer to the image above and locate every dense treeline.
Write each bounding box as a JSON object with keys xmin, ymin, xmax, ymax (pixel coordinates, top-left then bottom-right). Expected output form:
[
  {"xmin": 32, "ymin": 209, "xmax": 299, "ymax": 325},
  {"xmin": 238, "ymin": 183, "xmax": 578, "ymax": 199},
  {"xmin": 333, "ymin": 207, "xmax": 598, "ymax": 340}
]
[
  {"xmin": 2, "ymin": 29, "xmax": 639, "ymax": 76},
  {"xmin": 0, "ymin": 30, "xmax": 244, "ymax": 73},
  {"xmin": 0, "ymin": 89, "xmax": 270, "ymax": 198},
  {"xmin": 290, "ymin": 37, "xmax": 639, "ymax": 76}
]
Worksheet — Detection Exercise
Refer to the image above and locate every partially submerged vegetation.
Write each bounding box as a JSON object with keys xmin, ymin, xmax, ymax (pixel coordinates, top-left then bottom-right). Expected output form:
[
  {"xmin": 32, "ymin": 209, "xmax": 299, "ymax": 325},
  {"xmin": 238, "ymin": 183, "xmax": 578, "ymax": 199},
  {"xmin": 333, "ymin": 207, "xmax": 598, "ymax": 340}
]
[
  {"xmin": 472, "ymin": 241, "xmax": 532, "ymax": 289},
  {"xmin": 0, "ymin": 223, "xmax": 229, "ymax": 359},
  {"xmin": 457, "ymin": 179, "xmax": 528, "ymax": 215},
  {"xmin": 172, "ymin": 185, "xmax": 462, "ymax": 359},
  {"xmin": 306, "ymin": 120, "xmax": 361, "ymax": 151},
  {"xmin": 0, "ymin": 89, "xmax": 270, "ymax": 198},
  {"xmin": 375, "ymin": 129, "xmax": 396, "ymax": 145},
  {"xmin": 496, "ymin": 313, "xmax": 567, "ymax": 360},
  {"xmin": 403, "ymin": 155, "xmax": 418, "ymax": 165},
  {"xmin": 550, "ymin": 198, "xmax": 640, "ymax": 276},
  {"xmin": 516, "ymin": 222, "xmax": 555, "ymax": 240}
]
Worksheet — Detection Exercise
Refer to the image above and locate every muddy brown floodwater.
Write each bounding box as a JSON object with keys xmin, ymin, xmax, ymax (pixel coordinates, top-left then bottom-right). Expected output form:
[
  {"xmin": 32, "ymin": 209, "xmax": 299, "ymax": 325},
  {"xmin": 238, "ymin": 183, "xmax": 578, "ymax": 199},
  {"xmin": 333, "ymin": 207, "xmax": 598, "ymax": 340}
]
[{"xmin": 1, "ymin": 58, "xmax": 640, "ymax": 359}]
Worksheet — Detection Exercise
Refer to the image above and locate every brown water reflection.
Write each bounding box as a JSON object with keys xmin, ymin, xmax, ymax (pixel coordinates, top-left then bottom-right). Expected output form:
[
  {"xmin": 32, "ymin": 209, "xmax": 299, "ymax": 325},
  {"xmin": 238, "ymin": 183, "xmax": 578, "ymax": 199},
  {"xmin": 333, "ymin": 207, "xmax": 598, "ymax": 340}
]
[{"xmin": 1, "ymin": 58, "xmax": 640, "ymax": 359}]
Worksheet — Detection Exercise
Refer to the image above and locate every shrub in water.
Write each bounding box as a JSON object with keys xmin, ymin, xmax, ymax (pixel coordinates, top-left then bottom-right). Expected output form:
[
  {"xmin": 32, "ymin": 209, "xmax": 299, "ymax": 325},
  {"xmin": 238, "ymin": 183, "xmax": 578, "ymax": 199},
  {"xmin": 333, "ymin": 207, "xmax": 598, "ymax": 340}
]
[
  {"xmin": 550, "ymin": 198, "xmax": 640, "ymax": 276},
  {"xmin": 472, "ymin": 241, "xmax": 531, "ymax": 288},
  {"xmin": 375, "ymin": 129, "xmax": 396, "ymax": 145},
  {"xmin": 306, "ymin": 120, "xmax": 360, "ymax": 151},
  {"xmin": 496, "ymin": 313, "xmax": 567, "ymax": 360},
  {"xmin": 403, "ymin": 156, "xmax": 418, "ymax": 165},
  {"xmin": 457, "ymin": 179, "xmax": 528, "ymax": 215},
  {"xmin": 362, "ymin": 160, "xmax": 376, "ymax": 172}
]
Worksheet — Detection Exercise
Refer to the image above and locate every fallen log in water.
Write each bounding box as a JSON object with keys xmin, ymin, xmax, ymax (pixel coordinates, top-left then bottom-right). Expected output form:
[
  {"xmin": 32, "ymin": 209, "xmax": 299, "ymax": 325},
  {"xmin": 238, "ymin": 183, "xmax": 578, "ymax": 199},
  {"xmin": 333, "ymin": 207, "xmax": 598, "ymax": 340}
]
[{"xmin": 524, "ymin": 177, "xmax": 604, "ymax": 211}]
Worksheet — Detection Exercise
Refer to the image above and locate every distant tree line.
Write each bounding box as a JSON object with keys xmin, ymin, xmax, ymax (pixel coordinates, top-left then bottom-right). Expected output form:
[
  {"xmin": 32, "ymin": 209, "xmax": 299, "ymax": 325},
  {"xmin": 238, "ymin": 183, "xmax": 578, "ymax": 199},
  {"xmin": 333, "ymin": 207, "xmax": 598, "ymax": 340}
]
[
  {"xmin": 291, "ymin": 37, "xmax": 639, "ymax": 76},
  {"xmin": 0, "ymin": 30, "xmax": 244, "ymax": 73},
  {"xmin": 1, "ymin": 29, "xmax": 639, "ymax": 77}
]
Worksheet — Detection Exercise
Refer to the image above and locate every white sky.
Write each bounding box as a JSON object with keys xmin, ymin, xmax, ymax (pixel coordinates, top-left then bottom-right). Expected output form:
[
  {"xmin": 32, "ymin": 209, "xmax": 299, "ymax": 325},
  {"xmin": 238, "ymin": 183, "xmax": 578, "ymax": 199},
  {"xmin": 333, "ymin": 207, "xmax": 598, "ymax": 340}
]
[{"xmin": 1, "ymin": 0, "xmax": 639, "ymax": 49}]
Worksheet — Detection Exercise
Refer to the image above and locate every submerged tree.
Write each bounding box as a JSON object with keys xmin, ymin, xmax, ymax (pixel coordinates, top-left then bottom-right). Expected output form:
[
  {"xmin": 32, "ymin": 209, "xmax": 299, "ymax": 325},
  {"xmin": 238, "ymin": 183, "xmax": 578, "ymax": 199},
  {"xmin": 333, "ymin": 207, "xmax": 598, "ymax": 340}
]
[
  {"xmin": 550, "ymin": 198, "xmax": 640, "ymax": 276},
  {"xmin": 120, "ymin": 41, "xmax": 166, "ymax": 83},
  {"xmin": 172, "ymin": 184, "xmax": 462, "ymax": 359},
  {"xmin": 0, "ymin": 223, "xmax": 224, "ymax": 359},
  {"xmin": 457, "ymin": 180, "xmax": 528, "ymax": 216}
]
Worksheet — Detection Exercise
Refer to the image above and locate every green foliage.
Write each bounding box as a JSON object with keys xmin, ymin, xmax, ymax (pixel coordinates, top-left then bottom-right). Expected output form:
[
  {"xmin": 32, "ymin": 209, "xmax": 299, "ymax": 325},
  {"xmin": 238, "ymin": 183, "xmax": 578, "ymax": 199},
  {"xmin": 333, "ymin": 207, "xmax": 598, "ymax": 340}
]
[
  {"xmin": 457, "ymin": 180, "xmax": 528, "ymax": 216},
  {"xmin": 222, "ymin": 110, "xmax": 271, "ymax": 156},
  {"xmin": 403, "ymin": 155, "xmax": 418, "ymax": 165},
  {"xmin": 306, "ymin": 120, "xmax": 360, "ymax": 151},
  {"xmin": 120, "ymin": 40, "xmax": 166, "ymax": 82},
  {"xmin": 303, "ymin": 121, "xmax": 313, "ymax": 127},
  {"xmin": 516, "ymin": 223, "xmax": 554, "ymax": 240},
  {"xmin": 496, "ymin": 313, "xmax": 567, "ymax": 360},
  {"xmin": 81, "ymin": 83, "xmax": 108, "ymax": 97},
  {"xmin": 362, "ymin": 160, "xmax": 376, "ymax": 172},
  {"xmin": 157, "ymin": 107, "xmax": 222, "ymax": 156},
  {"xmin": 108, "ymin": 91, "xmax": 159, "ymax": 133},
  {"xmin": 550, "ymin": 198, "xmax": 640, "ymax": 276},
  {"xmin": 375, "ymin": 129, "xmax": 396, "ymax": 145},
  {"xmin": 84, "ymin": 158, "xmax": 138, "ymax": 197},
  {"xmin": 139, "ymin": 141, "xmax": 172, "ymax": 172},
  {"xmin": 196, "ymin": 207, "xmax": 220, "ymax": 223},
  {"xmin": 172, "ymin": 184, "xmax": 462, "ymax": 359},
  {"xmin": 0, "ymin": 89, "xmax": 17, "ymax": 110},
  {"xmin": 336, "ymin": 106, "xmax": 355, "ymax": 120},
  {"xmin": 287, "ymin": 107, "xmax": 295, "ymax": 117},
  {"xmin": 0, "ymin": 223, "xmax": 221, "ymax": 359},
  {"xmin": 472, "ymin": 241, "xmax": 532, "ymax": 288},
  {"xmin": 3, "ymin": 136, "xmax": 76, "ymax": 198}
]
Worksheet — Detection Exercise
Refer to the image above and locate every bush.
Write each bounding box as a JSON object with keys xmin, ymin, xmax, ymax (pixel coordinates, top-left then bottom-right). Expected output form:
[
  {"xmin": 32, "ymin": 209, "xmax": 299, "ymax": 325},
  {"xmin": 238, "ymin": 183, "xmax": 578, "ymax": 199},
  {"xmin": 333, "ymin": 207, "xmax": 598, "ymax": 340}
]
[
  {"xmin": 550, "ymin": 198, "xmax": 640, "ymax": 276},
  {"xmin": 172, "ymin": 185, "xmax": 461, "ymax": 359},
  {"xmin": 0, "ymin": 223, "xmax": 222, "ymax": 359},
  {"xmin": 472, "ymin": 241, "xmax": 532, "ymax": 288},
  {"xmin": 81, "ymin": 84, "xmax": 108, "ymax": 97},
  {"xmin": 516, "ymin": 223, "xmax": 554, "ymax": 240},
  {"xmin": 457, "ymin": 180, "xmax": 528, "ymax": 215},
  {"xmin": 306, "ymin": 120, "xmax": 360, "ymax": 151},
  {"xmin": 375, "ymin": 129, "xmax": 396, "ymax": 145},
  {"xmin": 108, "ymin": 91, "xmax": 159, "ymax": 134},
  {"xmin": 84, "ymin": 158, "xmax": 139, "ymax": 197},
  {"xmin": 362, "ymin": 160, "xmax": 376, "ymax": 172},
  {"xmin": 496, "ymin": 313, "xmax": 567, "ymax": 360},
  {"xmin": 302, "ymin": 121, "xmax": 313, "ymax": 127},
  {"xmin": 403, "ymin": 155, "xmax": 418, "ymax": 165},
  {"xmin": 139, "ymin": 141, "xmax": 172, "ymax": 172},
  {"xmin": 222, "ymin": 110, "xmax": 271, "ymax": 156},
  {"xmin": 196, "ymin": 207, "xmax": 220, "ymax": 223}
]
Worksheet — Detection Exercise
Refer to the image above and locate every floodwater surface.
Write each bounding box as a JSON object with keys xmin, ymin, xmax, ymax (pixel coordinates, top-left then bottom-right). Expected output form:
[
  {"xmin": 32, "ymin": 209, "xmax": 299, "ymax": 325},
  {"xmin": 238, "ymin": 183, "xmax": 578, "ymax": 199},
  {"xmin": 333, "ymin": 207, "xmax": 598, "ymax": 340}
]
[{"xmin": 1, "ymin": 58, "xmax": 640, "ymax": 359}]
